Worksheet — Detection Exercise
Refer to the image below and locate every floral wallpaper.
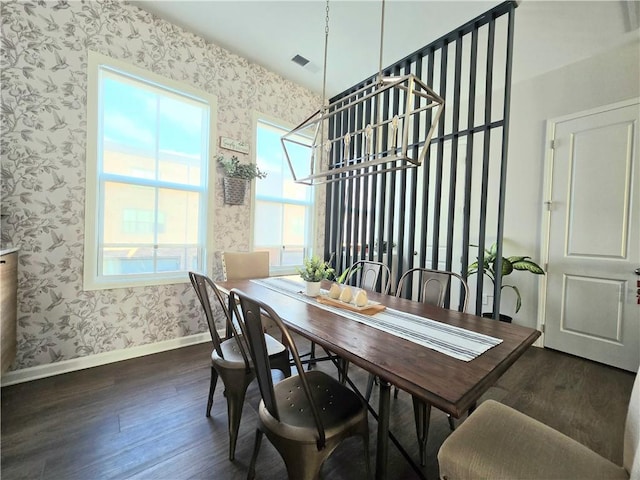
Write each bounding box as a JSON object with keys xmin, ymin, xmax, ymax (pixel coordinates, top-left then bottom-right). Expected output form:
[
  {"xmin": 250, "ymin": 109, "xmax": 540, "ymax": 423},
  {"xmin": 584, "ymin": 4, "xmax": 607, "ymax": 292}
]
[{"xmin": 0, "ymin": 0, "xmax": 322, "ymax": 371}]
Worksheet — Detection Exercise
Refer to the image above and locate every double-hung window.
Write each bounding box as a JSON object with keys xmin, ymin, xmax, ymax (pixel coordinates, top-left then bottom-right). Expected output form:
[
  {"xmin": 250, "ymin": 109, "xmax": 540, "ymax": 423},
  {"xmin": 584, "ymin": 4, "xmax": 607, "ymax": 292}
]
[
  {"xmin": 84, "ymin": 51, "xmax": 216, "ymax": 289},
  {"xmin": 254, "ymin": 118, "xmax": 314, "ymax": 273}
]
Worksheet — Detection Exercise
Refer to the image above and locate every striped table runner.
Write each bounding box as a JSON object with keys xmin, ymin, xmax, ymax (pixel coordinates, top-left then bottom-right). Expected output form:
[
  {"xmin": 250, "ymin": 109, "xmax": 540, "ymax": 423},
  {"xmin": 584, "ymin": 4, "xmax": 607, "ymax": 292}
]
[{"xmin": 252, "ymin": 277, "xmax": 502, "ymax": 362}]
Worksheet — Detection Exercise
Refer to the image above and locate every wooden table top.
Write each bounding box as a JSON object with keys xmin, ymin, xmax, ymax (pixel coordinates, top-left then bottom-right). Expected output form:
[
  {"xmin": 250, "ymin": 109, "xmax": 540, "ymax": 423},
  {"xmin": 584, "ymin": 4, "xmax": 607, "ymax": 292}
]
[{"xmin": 217, "ymin": 277, "xmax": 540, "ymax": 418}]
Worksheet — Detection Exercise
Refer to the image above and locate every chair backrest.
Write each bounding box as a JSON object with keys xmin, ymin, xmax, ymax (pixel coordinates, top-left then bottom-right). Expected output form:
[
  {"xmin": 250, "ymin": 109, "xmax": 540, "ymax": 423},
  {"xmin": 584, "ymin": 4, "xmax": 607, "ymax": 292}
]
[
  {"xmin": 623, "ymin": 368, "xmax": 640, "ymax": 477},
  {"xmin": 229, "ymin": 288, "xmax": 327, "ymax": 449},
  {"xmin": 346, "ymin": 260, "xmax": 391, "ymax": 294},
  {"xmin": 396, "ymin": 267, "xmax": 469, "ymax": 312},
  {"xmin": 189, "ymin": 271, "xmax": 249, "ymax": 365},
  {"xmin": 221, "ymin": 251, "xmax": 269, "ymax": 280}
]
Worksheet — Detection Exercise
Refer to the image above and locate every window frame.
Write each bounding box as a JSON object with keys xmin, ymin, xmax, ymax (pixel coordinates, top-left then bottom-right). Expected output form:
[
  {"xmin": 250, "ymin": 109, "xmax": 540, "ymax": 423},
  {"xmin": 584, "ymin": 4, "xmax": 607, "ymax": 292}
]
[
  {"xmin": 84, "ymin": 51, "xmax": 217, "ymax": 290},
  {"xmin": 251, "ymin": 113, "xmax": 317, "ymax": 276}
]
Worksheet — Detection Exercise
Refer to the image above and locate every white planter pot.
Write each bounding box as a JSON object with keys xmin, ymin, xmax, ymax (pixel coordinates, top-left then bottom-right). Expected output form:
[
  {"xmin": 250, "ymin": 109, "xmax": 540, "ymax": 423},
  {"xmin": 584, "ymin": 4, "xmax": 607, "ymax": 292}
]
[{"xmin": 305, "ymin": 281, "xmax": 322, "ymax": 297}]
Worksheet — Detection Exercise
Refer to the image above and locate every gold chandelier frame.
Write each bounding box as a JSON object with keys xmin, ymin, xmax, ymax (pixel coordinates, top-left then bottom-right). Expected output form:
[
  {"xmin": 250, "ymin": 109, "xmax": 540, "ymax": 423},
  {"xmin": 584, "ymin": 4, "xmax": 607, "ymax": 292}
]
[{"xmin": 281, "ymin": 0, "xmax": 444, "ymax": 185}]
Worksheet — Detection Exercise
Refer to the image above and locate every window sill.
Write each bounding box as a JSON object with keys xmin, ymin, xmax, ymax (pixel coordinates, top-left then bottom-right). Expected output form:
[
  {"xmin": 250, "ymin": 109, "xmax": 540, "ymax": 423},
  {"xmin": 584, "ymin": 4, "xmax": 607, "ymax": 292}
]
[{"xmin": 83, "ymin": 272, "xmax": 189, "ymax": 291}]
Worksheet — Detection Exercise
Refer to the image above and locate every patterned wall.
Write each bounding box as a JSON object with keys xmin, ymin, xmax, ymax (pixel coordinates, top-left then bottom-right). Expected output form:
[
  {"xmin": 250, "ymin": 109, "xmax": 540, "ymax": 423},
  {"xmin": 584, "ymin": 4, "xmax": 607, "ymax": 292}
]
[{"xmin": 0, "ymin": 0, "xmax": 322, "ymax": 371}]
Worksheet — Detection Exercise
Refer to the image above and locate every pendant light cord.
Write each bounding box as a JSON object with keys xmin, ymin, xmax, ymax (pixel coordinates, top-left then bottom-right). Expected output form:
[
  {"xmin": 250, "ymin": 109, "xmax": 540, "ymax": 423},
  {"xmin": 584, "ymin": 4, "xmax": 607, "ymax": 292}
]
[
  {"xmin": 378, "ymin": 0, "xmax": 385, "ymax": 83},
  {"xmin": 321, "ymin": 0, "xmax": 330, "ymax": 109}
]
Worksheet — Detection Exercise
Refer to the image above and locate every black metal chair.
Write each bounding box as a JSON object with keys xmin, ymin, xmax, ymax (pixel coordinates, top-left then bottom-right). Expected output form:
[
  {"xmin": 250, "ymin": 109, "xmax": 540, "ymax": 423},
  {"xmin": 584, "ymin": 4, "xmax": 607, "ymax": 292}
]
[
  {"xmin": 344, "ymin": 259, "xmax": 392, "ymax": 294},
  {"xmin": 396, "ymin": 267, "xmax": 469, "ymax": 310},
  {"xmin": 229, "ymin": 288, "xmax": 370, "ymax": 480},
  {"xmin": 308, "ymin": 259, "xmax": 392, "ymax": 380},
  {"xmin": 188, "ymin": 272, "xmax": 291, "ymax": 461},
  {"xmin": 388, "ymin": 267, "xmax": 470, "ymax": 466}
]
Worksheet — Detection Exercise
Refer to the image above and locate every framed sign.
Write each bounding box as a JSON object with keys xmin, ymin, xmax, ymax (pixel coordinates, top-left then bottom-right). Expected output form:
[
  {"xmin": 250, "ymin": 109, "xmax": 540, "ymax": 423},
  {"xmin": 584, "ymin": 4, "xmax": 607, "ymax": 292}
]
[{"xmin": 219, "ymin": 136, "xmax": 250, "ymax": 155}]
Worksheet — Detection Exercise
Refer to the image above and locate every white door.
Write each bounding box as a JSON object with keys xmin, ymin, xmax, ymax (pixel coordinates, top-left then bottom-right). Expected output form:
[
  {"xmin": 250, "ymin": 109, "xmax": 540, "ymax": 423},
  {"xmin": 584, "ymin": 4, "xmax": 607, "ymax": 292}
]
[{"xmin": 542, "ymin": 99, "xmax": 640, "ymax": 373}]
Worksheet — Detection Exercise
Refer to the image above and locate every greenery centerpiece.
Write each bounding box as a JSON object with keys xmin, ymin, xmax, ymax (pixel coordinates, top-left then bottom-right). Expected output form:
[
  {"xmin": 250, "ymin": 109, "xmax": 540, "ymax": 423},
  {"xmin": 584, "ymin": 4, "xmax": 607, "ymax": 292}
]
[
  {"xmin": 468, "ymin": 242, "xmax": 545, "ymax": 321},
  {"xmin": 216, "ymin": 154, "xmax": 267, "ymax": 205},
  {"xmin": 298, "ymin": 256, "xmax": 335, "ymax": 296}
]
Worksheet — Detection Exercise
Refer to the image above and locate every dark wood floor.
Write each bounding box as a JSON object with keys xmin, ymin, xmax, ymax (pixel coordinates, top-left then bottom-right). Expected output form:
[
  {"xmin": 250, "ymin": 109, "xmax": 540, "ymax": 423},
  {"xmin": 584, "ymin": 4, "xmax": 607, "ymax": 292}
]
[{"xmin": 1, "ymin": 340, "xmax": 635, "ymax": 480}]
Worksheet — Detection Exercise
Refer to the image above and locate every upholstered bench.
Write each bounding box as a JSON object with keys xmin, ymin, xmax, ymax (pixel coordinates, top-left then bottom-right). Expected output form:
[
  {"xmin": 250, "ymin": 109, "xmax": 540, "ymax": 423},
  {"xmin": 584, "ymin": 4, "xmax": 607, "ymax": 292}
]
[{"xmin": 438, "ymin": 370, "xmax": 639, "ymax": 480}]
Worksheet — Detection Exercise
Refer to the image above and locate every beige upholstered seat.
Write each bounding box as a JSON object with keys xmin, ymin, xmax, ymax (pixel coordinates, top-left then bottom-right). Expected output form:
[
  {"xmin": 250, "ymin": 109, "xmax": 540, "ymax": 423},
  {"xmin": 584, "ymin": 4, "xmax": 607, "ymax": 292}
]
[
  {"xmin": 221, "ymin": 251, "xmax": 270, "ymax": 281},
  {"xmin": 188, "ymin": 272, "xmax": 291, "ymax": 461},
  {"xmin": 438, "ymin": 368, "xmax": 640, "ymax": 480},
  {"xmin": 229, "ymin": 288, "xmax": 370, "ymax": 480},
  {"xmin": 221, "ymin": 250, "xmax": 280, "ymax": 339}
]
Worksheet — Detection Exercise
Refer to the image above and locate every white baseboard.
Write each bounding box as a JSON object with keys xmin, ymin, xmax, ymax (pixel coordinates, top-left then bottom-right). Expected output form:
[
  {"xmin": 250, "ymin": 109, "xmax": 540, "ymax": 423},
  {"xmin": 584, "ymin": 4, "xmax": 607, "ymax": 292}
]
[{"xmin": 1, "ymin": 332, "xmax": 212, "ymax": 387}]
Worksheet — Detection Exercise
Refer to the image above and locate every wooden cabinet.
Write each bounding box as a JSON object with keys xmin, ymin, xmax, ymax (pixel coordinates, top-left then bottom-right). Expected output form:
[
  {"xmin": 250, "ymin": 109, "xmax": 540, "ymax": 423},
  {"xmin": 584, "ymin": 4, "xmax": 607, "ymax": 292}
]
[{"xmin": 1, "ymin": 250, "xmax": 18, "ymax": 373}]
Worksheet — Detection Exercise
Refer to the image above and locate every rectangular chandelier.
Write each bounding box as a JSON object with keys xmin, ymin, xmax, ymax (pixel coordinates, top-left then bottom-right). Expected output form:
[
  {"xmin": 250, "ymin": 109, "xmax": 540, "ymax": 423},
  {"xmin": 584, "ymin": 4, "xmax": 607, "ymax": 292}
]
[{"xmin": 281, "ymin": 73, "xmax": 444, "ymax": 185}]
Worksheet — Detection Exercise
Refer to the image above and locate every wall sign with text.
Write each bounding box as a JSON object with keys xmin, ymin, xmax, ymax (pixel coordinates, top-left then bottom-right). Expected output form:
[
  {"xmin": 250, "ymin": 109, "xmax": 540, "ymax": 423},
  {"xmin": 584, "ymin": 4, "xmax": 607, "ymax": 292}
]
[{"xmin": 219, "ymin": 136, "xmax": 250, "ymax": 155}]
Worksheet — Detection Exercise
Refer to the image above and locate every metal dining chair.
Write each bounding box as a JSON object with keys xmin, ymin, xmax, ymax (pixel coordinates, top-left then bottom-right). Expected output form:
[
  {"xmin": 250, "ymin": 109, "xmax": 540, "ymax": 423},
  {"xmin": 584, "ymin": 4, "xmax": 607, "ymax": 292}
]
[
  {"xmin": 389, "ymin": 267, "xmax": 470, "ymax": 466},
  {"xmin": 229, "ymin": 288, "xmax": 370, "ymax": 480},
  {"xmin": 188, "ymin": 272, "xmax": 291, "ymax": 461},
  {"xmin": 344, "ymin": 259, "xmax": 392, "ymax": 294},
  {"xmin": 396, "ymin": 267, "xmax": 469, "ymax": 310},
  {"xmin": 309, "ymin": 259, "xmax": 391, "ymax": 382},
  {"xmin": 221, "ymin": 250, "xmax": 314, "ymax": 373}
]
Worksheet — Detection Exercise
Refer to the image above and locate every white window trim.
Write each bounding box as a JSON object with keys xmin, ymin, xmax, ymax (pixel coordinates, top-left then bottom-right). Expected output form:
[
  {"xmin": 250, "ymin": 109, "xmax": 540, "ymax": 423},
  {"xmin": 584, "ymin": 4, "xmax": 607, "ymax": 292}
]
[
  {"xmin": 250, "ymin": 111, "xmax": 319, "ymax": 276},
  {"xmin": 84, "ymin": 51, "xmax": 217, "ymax": 290}
]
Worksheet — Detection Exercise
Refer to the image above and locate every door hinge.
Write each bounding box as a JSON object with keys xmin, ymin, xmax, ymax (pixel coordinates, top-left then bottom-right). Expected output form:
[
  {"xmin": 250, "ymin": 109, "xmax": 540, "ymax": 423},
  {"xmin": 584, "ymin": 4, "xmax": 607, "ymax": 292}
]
[
  {"xmin": 550, "ymin": 139, "xmax": 556, "ymax": 149},
  {"xmin": 541, "ymin": 324, "xmax": 545, "ymax": 333},
  {"xmin": 544, "ymin": 201, "xmax": 553, "ymax": 211}
]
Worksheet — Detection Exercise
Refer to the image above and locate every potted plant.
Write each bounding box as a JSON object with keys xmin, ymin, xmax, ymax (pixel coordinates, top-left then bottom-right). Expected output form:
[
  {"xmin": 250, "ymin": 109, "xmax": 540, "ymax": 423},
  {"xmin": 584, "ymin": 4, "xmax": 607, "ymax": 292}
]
[
  {"xmin": 468, "ymin": 242, "xmax": 545, "ymax": 322},
  {"xmin": 298, "ymin": 256, "xmax": 335, "ymax": 297},
  {"xmin": 217, "ymin": 154, "xmax": 267, "ymax": 205}
]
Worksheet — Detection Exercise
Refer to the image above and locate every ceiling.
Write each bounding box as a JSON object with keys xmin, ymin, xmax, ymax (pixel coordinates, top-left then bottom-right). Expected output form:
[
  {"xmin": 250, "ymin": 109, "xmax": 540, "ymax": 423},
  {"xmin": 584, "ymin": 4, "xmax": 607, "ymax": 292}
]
[{"xmin": 129, "ymin": 1, "xmax": 639, "ymax": 97}]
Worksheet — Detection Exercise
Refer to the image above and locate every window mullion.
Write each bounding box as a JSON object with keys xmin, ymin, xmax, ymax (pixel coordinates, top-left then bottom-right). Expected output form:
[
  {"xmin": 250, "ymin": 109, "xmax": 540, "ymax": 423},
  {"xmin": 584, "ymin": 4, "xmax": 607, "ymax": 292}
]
[
  {"xmin": 100, "ymin": 173, "xmax": 203, "ymax": 192},
  {"xmin": 153, "ymin": 94, "xmax": 161, "ymax": 273}
]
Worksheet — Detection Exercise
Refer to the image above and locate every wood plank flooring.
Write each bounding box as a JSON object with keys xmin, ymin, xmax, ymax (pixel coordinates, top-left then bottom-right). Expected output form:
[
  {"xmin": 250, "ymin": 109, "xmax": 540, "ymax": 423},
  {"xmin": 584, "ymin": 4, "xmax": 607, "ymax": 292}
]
[{"xmin": 1, "ymin": 340, "xmax": 635, "ymax": 479}]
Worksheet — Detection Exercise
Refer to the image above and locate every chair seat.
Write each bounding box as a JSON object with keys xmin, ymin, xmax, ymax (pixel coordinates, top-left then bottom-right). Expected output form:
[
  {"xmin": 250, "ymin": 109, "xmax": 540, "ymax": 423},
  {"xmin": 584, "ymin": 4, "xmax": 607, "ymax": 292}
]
[
  {"xmin": 259, "ymin": 370, "xmax": 366, "ymax": 443},
  {"xmin": 213, "ymin": 333, "xmax": 287, "ymax": 369},
  {"xmin": 438, "ymin": 399, "xmax": 628, "ymax": 480}
]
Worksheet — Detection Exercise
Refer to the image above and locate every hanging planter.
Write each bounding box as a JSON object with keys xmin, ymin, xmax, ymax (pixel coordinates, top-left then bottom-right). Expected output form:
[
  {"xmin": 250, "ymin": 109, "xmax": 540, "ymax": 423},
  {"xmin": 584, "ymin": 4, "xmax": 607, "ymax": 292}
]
[
  {"xmin": 216, "ymin": 154, "xmax": 267, "ymax": 206},
  {"xmin": 222, "ymin": 177, "xmax": 248, "ymax": 205}
]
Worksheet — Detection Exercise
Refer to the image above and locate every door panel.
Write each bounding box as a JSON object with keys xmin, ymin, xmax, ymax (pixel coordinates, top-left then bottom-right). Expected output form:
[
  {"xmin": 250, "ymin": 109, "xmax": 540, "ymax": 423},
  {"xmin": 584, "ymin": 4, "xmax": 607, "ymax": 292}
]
[
  {"xmin": 562, "ymin": 274, "xmax": 623, "ymax": 342},
  {"xmin": 567, "ymin": 121, "xmax": 633, "ymax": 258},
  {"xmin": 544, "ymin": 101, "xmax": 639, "ymax": 372}
]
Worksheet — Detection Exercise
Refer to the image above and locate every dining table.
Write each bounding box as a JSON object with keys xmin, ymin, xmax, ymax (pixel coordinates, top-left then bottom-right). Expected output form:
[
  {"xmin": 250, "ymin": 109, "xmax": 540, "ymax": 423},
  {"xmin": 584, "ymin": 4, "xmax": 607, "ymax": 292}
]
[{"xmin": 216, "ymin": 275, "xmax": 541, "ymax": 480}]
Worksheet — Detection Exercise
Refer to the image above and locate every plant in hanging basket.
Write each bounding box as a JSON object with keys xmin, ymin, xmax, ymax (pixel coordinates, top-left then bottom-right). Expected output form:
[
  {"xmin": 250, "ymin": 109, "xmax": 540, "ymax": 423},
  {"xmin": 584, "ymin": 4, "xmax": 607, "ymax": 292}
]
[
  {"xmin": 217, "ymin": 154, "xmax": 267, "ymax": 205},
  {"xmin": 217, "ymin": 154, "xmax": 267, "ymax": 180}
]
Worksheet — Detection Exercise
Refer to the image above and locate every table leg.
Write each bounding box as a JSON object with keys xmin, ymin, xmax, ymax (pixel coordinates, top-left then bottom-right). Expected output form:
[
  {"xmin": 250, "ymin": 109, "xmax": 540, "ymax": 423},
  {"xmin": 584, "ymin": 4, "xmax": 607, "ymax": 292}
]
[
  {"xmin": 412, "ymin": 396, "xmax": 432, "ymax": 466},
  {"xmin": 376, "ymin": 379, "xmax": 391, "ymax": 480}
]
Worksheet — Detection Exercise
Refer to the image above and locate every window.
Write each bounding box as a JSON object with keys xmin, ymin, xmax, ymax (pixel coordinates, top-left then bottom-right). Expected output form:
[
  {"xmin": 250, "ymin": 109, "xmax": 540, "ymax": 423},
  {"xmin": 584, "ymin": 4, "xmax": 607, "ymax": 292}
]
[
  {"xmin": 254, "ymin": 118, "xmax": 314, "ymax": 273},
  {"xmin": 122, "ymin": 209, "xmax": 165, "ymax": 235},
  {"xmin": 84, "ymin": 51, "xmax": 216, "ymax": 289}
]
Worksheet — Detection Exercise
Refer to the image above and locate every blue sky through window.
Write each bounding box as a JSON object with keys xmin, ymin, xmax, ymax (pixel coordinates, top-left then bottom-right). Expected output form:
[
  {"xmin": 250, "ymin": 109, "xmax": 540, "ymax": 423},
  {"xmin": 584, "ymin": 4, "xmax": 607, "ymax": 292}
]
[{"xmin": 102, "ymin": 72, "xmax": 205, "ymax": 158}]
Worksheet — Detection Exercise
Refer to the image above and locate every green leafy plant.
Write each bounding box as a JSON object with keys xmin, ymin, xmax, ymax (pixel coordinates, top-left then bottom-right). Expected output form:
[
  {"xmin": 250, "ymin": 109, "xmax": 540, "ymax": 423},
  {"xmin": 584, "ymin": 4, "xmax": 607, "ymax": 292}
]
[
  {"xmin": 374, "ymin": 239, "xmax": 396, "ymax": 253},
  {"xmin": 333, "ymin": 266, "xmax": 361, "ymax": 284},
  {"xmin": 468, "ymin": 242, "xmax": 544, "ymax": 313},
  {"xmin": 322, "ymin": 252, "xmax": 360, "ymax": 283},
  {"xmin": 216, "ymin": 154, "xmax": 267, "ymax": 180},
  {"xmin": 298, "ymin": 256, "xmax": 335, "ymax": 282}
]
